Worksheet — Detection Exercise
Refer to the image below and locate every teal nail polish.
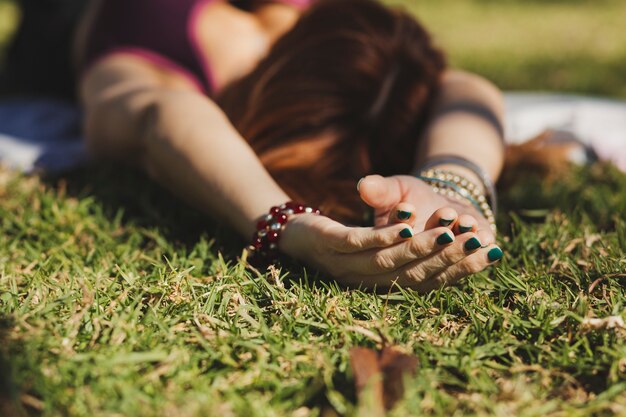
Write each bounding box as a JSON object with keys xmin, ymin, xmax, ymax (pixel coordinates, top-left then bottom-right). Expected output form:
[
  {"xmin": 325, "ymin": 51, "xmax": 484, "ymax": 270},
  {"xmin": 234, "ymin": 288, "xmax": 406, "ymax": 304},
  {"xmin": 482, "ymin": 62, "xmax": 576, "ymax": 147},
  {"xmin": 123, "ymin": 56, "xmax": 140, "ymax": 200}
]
[
  {"xmin": 459, "ymin": 225, "xmax": 473, "ymax": 233},
  {"xmin": 399, "ymin": 228, "xmax": 413, "ymax": 239},
  {"xmin": 464, "ymin": 237, "xmax": 481, "ymax": 251},
  {"xmin": 439, "ymin": 218, "xmax": 454, "ymax": 226},
  {"xmin": 397, "ymin": 210, "xmax": 412, "ymax": 220},
  {"xmin": 436, "ymin": 232, "xmax": 453, "ymax": 245},
  {"xmin": 488, "ymin": 247, "xmax": 504, "ymax": 262}
]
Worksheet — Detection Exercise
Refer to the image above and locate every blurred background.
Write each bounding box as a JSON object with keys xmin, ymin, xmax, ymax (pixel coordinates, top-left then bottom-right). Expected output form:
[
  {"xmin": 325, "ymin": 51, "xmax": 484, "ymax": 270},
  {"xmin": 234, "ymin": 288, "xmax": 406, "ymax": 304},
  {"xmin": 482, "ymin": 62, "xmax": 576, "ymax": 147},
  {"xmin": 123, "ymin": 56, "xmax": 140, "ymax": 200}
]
[
  {"xmin": 390, "ymin": 0, "xmax": 626, "ymax": 99},
  {"xmin": 0, "ymin": 0, "xmax": 17, "ymax": 61},
  {"xmin": 0, "ymin": 0, "xmax": 624, "ymax": 98}
]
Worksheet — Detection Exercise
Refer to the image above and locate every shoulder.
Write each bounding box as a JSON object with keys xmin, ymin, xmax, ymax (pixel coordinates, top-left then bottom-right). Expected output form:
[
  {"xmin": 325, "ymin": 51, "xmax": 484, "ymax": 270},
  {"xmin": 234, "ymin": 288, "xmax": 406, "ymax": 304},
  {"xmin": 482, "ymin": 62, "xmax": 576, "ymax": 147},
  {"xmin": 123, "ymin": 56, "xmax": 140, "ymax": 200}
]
[{"xmin": 81, "ymin": 54, "xmax": 202, "ymax": 105}]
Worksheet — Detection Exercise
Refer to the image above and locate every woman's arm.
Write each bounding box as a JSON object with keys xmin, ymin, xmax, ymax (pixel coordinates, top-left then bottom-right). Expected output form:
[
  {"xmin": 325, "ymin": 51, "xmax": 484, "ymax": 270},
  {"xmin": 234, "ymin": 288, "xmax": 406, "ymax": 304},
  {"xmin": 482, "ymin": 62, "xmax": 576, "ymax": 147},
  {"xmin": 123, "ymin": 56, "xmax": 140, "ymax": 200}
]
[
  {"xmin": 416, "ymin": 69, "xmax": 505, "ymax": 193},
  {"xmin": 358, "ymin": 69, "xmax": 506, "ymax": 278},
  {"xmin": 360, "ymin": 70, "xmax": 505, "ymax": 230},
  {"xmin": 82, "ymin": 56, "xmax": 478, "ymax": 290},
  {"xmin": 82, "ymin": 55, "xmax": 291, "ymax": 238}
]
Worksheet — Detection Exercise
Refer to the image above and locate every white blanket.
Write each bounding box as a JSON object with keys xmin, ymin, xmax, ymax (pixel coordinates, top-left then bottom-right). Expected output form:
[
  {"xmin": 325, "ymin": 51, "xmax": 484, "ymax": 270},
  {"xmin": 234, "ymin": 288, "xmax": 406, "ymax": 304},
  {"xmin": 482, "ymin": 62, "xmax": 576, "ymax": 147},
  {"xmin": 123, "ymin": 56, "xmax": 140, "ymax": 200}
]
[{"xmin": 0, "ymin": 93, "xmax": 624, "ymax": 173}]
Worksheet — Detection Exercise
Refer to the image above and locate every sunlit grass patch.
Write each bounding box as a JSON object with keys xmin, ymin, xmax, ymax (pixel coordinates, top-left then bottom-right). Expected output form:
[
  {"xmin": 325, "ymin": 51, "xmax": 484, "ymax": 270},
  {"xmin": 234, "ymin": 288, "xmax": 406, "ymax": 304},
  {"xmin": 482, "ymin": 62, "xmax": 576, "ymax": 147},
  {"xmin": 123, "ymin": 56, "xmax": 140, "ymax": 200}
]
[{"xmin": 1, "ymin": 163, "xmax": 626, "ymax": 416}]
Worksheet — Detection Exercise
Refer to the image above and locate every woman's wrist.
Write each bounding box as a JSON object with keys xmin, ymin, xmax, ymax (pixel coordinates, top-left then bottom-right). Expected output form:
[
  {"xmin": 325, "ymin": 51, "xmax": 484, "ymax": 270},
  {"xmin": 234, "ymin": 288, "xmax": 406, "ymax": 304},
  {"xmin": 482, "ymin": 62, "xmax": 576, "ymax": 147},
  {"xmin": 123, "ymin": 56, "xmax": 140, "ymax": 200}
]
[
  {"xmin": 248, "ymin": 201, "xmax": 322, "ymax": 266},
  {"xmin": 237, "ymin": 189, "xmax": 293, "ymax": 237},
  {"xmin": 415, "ymin": 154, "xmax": 498, "ymax": 217},
  {"xmin": 422, "ymin": 163, "xmax": 485, "ymax": 194},
  {"xmin": 413, "ymin": 166, "xmax": 497, "ymax": 232}
]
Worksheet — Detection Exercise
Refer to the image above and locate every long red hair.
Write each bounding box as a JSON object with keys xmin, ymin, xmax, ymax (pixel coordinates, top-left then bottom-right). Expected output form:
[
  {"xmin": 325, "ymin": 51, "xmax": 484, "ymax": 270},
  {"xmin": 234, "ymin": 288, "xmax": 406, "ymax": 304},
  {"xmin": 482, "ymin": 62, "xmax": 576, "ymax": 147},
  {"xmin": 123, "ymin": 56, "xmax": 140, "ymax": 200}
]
[{"xmin": 218, "ymin": 0, "xmax": 446, "ymax": 223}]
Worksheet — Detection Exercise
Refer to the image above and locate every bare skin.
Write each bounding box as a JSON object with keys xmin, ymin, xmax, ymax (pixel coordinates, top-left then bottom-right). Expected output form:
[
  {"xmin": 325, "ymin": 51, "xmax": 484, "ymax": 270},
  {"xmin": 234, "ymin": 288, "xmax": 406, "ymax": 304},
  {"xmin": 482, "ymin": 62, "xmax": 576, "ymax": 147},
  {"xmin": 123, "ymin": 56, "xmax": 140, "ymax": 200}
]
[{"xmin": 77, "ymin": 0, "xmax": 505, "ymax": 290}]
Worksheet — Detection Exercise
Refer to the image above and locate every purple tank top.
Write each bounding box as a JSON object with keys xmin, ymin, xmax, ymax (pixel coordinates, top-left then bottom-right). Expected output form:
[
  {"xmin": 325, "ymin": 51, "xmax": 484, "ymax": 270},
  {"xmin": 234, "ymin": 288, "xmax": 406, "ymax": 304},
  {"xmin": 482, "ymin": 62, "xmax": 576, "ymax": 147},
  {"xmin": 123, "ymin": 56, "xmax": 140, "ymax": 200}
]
[{"xmin": 84, "ymin": 0, "xmax": 313, "ymax": 94}]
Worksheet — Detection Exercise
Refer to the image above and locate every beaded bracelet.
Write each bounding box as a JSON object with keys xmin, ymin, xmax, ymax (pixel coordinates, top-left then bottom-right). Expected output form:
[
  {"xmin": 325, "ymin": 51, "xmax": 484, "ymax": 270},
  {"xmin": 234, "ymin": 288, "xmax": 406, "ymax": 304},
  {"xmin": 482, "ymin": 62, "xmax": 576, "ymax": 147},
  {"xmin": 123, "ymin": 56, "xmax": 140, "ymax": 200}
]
[
  {"xmin": 416, "ymin": 169, "xmax": 497, "ymax": 232},
  {"xmin": 248, "ymin": 201, "xmax": 321, "ymax": 266},
  {"xmin": 416, "ymin": 155, "xmax": 498, "ymax": 216}
]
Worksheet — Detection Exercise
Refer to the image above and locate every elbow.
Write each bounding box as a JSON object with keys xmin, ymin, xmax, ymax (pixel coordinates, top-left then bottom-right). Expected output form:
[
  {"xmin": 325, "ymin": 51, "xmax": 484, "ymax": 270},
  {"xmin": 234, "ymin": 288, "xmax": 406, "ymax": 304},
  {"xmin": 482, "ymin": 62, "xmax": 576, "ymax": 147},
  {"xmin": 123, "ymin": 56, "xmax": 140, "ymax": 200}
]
[
  {"xmin": 83, "ymin": 94, "xmax": 160, "ymax": 161},
  {"xmin": 442, "ymin": 70, "xmax": 504, "ymax": 115},
  {"xmin": 471, "ymin": 73, "xmax": 504, "ymax": 113}
]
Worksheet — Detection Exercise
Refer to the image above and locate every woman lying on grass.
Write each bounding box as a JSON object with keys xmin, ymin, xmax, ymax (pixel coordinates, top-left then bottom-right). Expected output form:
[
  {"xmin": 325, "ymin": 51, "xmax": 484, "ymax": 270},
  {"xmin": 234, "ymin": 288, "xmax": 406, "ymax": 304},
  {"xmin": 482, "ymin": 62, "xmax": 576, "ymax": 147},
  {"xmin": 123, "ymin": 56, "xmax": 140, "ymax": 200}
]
[{"xmin": 76, "ymin": 0, "xmax": 505, "ymax": 290}]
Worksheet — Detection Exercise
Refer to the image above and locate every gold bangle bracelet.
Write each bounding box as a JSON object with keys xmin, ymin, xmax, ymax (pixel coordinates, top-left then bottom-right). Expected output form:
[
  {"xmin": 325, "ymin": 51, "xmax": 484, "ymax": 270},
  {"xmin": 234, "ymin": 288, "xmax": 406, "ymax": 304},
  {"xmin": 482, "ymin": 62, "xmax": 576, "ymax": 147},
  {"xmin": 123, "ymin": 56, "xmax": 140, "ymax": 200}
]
[{"xmin": 417, "ymin": 169, "xmax": 497, "ymax": 232}]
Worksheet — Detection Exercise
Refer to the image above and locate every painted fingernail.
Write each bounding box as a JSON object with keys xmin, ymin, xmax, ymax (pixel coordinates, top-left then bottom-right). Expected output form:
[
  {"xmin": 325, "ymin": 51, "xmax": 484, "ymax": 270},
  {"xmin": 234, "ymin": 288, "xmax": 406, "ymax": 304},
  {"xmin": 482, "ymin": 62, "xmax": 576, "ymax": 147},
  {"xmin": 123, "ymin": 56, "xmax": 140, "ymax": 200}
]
[
  {"xmin": 436, "ymin": 232, "xmax": 453, "ymax": 245},
  {"xmin": 439, "ymin": 218, "xmax": 454, "ymax": 226},
  {"xmin": 459, "ymin": 225, "xmax": 473, "ymax": 233},
  {"xmin": 397, "ymin": 210, "xmax": 412, "ymax": 220},
  {"xmin": 464, "ymin": 237, "xmax": 482, "ymax": 251},
  {"xmin": 399, "ymin": 228, "xmax": 414, "ymax": 239},
  {"xmin": 488, "ymin": 247, "xmax": 504, "ymax": 262},
  {"xmin": 357, "ymin": 177, "xmax": 365, "ymax": 191}
]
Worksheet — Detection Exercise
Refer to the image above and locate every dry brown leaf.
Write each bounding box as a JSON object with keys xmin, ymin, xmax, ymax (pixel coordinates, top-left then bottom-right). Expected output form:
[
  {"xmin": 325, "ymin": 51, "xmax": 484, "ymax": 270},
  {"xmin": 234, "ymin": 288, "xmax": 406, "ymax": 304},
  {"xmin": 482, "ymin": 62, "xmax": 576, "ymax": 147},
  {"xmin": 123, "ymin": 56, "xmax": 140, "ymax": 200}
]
[
  {"xmin": 576, "ymin": 260, "xmax": 591, "ymax": 269},
  {"xmin": 266, "ymin": 264, "xmax": 284, "ymax": 288},
  {"xmin": 564, "ymin": 238, "xmax": 583, "ymax": 254},
  {"xmin": 350, "ymin": 347, "xmax": 385, "ymax": 417},
  {"xmin": 588, "ymin": 273, "xmax": 626, "ymax": 293},
  {"xmin": 379, "ymin": 347, "xmax": 419, "ymax": 410},
  {"xmin": 20, "ymin": 394, "xmax": 44, "ymax": 411},
  {"xmin": 349, "ymin": 346, "xmax": 419, "ymax": 416},
  {"xmin": 585, "ymin": 234, "xmax": 601, "ymax": 248},
  {"xmin": 580, "ymin": 316, "xmax": 625, "ymax": 333},
  {"xmin": 548, "ymin": 256, "xmax": 561, "ymax": 272},
  {"xmin": 320, "ymin": 406, "xmax": 341, "ymax": 417}
]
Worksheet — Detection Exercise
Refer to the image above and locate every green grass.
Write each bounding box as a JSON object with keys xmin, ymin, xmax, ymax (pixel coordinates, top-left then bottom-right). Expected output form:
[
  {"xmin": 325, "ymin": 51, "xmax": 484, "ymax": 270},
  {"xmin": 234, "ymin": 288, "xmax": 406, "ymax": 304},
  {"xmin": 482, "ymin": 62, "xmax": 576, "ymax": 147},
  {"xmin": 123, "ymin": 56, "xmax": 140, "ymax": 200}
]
[
  {"xmin": 2, "ymin": 0, "xmax": 626, "ymax": 416},
  {"xmin": 2, "ymin": 165, "xmax": 626, "ymax": 416}
]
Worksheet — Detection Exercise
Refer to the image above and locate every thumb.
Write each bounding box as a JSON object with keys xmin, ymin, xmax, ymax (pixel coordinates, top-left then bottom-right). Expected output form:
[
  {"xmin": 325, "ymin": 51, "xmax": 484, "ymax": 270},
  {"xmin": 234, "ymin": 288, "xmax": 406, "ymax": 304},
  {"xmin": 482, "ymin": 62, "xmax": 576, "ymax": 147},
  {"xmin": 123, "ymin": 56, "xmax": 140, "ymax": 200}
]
[{"xmin": 357, "ymin": 175, "xmax": 403, "ymax": 211}]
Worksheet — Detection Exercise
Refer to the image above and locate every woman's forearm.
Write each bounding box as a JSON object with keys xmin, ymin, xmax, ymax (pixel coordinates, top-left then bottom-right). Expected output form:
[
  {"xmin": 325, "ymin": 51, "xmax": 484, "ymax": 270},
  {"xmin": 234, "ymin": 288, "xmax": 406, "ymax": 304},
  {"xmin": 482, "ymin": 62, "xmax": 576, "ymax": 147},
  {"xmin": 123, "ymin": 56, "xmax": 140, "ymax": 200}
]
[
  {"xmin": 138, "ymin": 92, "xmax": 292, "ymax": 238},
  {"xmin": 84, "ymin": 79, "xmax": 290, "ymax": 238},
  {"xmin": 416, "ymin": 70, "xmax": 505, "ymax": 191},
  {"xmin": 82, "ymin": 57, "xmax": 294, "ymax": 240}
]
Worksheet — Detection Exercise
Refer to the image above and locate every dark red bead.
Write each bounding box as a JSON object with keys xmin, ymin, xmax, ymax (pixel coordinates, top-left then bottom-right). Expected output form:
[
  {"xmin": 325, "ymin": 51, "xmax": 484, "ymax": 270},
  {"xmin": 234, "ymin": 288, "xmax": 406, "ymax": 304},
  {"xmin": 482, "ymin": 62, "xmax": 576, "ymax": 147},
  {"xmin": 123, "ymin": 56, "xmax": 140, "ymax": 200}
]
[
  {"xmin": 270, "ymin": 206, "xmax": 281, "ymax": 215},
  {"xmin": 256, "ymin": 219, "xmax": 268, "ymax": 230},
  {"xmin": 251, "ymin": 234, "xmax": 264, "ymax": 248},
  {"xmin": 285, "ymin": 201, "xmax": 298, "ymax": 209},
  {"xmin": 293, "ymin": 204, "xmax": 305, "ymax": 214},
  {"xmin": 267, "ymin": 231, "xmax": 280, "ymax": 243},
  {"xmin": 274, "ymin": 213, "xmax": 288, "ymax": 224}
]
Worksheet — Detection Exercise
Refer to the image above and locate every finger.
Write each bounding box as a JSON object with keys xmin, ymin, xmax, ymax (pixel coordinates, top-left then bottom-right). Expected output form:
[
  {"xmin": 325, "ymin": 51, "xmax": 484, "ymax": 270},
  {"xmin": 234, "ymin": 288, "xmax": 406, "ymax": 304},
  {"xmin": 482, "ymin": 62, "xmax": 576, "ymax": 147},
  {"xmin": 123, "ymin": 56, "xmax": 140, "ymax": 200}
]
[
  {"xmin": 326, "ymin": 222, "xmax": 416, "ymax": 254},
  {"xmin": 454, "ymin": 214, "xmax": 477, "ymax": 234},
  {"xmin": 476, "ymin": 228, "xmax": 496, "ymax": 246},
  {"xmin": 334, "ymin": 242, "xmax": 503, "ymax": 291},
  {"xmin": 400, "ymin": 232, "xmax": 484, "ymax": 283},
  {"xmin": 417, "ymin": 244, "xmax": 504, "ymax": 293},
  {"xmin": 423, "ymin": 207, "xmax": 459, "ymax": 231},
  {"xmin": 337, "ymin": 227, "xmax": 455, "ymax": 275},
  {"xmin": 358, "ymin": 175, "xmax": 403, "ymax": 211},
  {"xmin": 388, "ymin": 202, "xmax": 417, "ymax": 227}
]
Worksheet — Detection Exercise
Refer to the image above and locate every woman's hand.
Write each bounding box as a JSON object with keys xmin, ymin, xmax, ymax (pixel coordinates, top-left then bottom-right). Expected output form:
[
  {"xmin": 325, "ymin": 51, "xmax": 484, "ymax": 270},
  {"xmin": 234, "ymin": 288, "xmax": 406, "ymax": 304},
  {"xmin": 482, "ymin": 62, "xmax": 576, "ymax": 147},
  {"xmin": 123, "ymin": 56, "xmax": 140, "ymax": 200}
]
[
  {"xmin": 359, "ymin": 174, "xmax": 496, "ymax": 242},
  {"xmin": 354, "ymin": 174, "xmax": 503, "ymax": 288},
  {"xmin": 279, "ymin": 210, "xmax": 500, "ymax": 292}
]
